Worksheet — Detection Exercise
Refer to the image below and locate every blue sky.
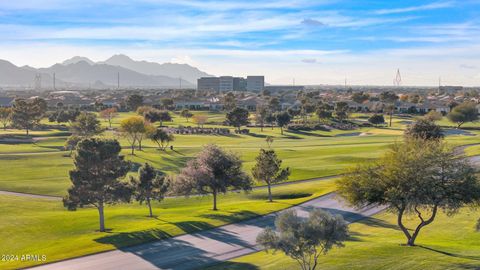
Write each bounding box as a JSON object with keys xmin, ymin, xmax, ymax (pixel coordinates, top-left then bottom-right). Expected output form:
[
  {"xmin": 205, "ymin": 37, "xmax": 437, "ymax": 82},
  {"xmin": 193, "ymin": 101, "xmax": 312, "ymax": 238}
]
[{"xmin": 0, "ymin": 0, "xmax": 480, "ymax": 86}]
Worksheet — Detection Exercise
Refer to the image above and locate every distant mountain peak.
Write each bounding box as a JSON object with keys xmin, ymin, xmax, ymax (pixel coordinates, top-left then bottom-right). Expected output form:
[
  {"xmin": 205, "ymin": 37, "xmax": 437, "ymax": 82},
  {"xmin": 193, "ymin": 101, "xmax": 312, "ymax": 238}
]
[
  {"xmin": 62, "ymin": 56, "xmax": 94, "ymax": 66},
  {"xmin": 102, "ymin": 54, "xmax": 211, "ymax": 84}
]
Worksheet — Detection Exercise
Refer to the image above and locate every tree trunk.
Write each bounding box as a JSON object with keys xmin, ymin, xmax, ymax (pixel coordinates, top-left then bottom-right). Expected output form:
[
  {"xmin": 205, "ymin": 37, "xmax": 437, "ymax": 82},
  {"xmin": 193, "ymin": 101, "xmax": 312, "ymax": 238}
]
[
  {"xmin": 98, "ymin": 202, "xmax": 105, "ymax": 232},
  {"xmin": 389, "ymin": 110, "xmax": 393, "ymax": 127},
  {"xmin": 147, "ymin": 197, "xmax": 153, "ymax": 217},
  {"xmin": 267, "ymin": 181, "xmax": 272, "ymax": 202},
  {"xmin": 261, "ymin": 124, "xmax": 263, "ymax": 132},
  {"xmin": 408, "ymin": 205, "xmax": 438, "ymax": 246},
  {"xmin": 26, "ymin": 128, "xmax": 29, "ymax": 135},
  {"xmin": 280, "ymin": 126, "xmax": 283, "ymax": 135},
  {"xmin": 138, "ymin": 140, "xmax": 142, "ymax": 150},
  {"xmin": 212, "ymin": 190, "xmax": 218, "ymax": 211},
  {"xmin": 131, "ymin": 144, "xmax": 135, "ymax": 155},
  {"xmin": 396, "ymin": 207, "xmax": 412, "ymax": 245}
]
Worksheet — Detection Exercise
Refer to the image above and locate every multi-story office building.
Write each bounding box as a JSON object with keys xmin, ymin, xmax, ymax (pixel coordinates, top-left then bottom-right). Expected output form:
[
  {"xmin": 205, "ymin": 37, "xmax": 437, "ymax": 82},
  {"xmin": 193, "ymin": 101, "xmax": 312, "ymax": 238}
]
[
  {"xmin": 197, "ymin": 77, "xmax": 220, "ymax": 92},
  {"xmin": 247, "ymin": 76, "xmax": 265, "ymax": 92},
  {"xmin": 233, "ymin": 77, "xmax": 247, "ymax": 91},
  {"xmin": 197, "ymin": 75, "xmax": 263, "ymax": 92},
  {"xmin": 219, "ymin": 76, "xmax": 234, "ymax": 92}
]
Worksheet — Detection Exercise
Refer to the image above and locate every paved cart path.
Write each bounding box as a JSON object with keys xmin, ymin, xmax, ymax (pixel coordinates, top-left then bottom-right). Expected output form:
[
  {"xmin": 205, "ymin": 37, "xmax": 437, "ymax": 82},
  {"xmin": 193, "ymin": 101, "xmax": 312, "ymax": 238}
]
[{"xmin": 30, "ymin": 193, "xmax": 384, "ymax": 270}]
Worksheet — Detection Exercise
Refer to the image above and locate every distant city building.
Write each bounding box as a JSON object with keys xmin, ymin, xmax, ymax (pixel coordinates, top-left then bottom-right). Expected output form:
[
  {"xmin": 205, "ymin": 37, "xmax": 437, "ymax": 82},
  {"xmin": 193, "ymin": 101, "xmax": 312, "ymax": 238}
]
[
  {"xmin": 219, "ymin": 76, "xmax": 234, "ymax": 92},
  {"xmin": 247, "ymin": 76, "xmax": 264, "ymax": 92},
  {"xmin": 233, "ymin": 77, "xmax": 247, "ymax": 91},
  {"xmin": 197, "ymin": 77, "xmax": 220, "ymax": 92},
  {"xmin": 197, "ymin": 75, "xmax": 263, "ymax": 92}
]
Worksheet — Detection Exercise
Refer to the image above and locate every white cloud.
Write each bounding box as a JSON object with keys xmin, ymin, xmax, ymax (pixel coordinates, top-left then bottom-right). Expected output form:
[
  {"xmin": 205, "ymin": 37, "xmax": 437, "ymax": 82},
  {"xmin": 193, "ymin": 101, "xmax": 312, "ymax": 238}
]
[{"xmin": 374, "ymin": 1, "xmax": 454, "ymax": 15}]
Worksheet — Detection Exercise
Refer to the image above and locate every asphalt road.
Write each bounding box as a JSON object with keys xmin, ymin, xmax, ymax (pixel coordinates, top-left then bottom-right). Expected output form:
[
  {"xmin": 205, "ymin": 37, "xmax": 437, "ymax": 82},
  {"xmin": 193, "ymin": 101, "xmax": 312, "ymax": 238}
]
[{"xmin": 30, "ymin": 193, "xmax": 384, "ymax": 270}]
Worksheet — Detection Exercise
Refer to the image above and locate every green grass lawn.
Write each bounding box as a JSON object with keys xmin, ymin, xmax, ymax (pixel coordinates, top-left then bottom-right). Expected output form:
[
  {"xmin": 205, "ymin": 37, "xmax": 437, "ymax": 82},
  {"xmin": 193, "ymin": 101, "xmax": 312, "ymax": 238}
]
[
  {"xmin": 1, "ymin": 111, "xmax": 479, "ymax": 269},
  {"xmin": 0, "ymin": 179, "xmax": 336, "ymax": 269},
  {"xmin": 208, "ymin": 208, "xmax": 480, "ymax": 270},
  {"xmin": 0, "ymin": 112, "xmax": 479, "ymax": 196}
]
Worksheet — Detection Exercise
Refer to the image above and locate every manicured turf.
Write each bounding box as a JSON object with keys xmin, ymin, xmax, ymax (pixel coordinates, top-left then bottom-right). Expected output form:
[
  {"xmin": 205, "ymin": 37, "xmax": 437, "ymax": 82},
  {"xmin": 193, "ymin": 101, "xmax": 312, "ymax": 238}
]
[
  {"xmin": 0, "ymin": 112, "xmax": 478, "ymax": 196},
  {"xmin": 207, "ymin": 208, "xmax": 480, "ymax": 270},
  {"xmin": 0, "ymin": 179, "xmax": 336, "ymax": 269}
]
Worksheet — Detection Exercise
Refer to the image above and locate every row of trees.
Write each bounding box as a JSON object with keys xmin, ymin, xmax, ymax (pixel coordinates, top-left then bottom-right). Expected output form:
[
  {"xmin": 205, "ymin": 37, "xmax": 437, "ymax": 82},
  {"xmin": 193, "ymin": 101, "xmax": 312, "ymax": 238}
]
[{"xmin": 64, "ymin": 140, "xmax": 291, "ymax": 231}]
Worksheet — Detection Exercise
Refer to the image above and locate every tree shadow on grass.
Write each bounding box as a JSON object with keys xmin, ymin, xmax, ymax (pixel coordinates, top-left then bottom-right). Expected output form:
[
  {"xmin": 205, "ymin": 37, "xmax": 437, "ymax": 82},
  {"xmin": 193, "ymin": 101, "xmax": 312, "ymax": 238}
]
[
  {"xmin": 286, "ymin": 129, "xmax": 330, "ymax": 137},
  {"xmin": 454, "ymin": 263, "xmax": 480, "ymax": 269},
  {"xmin": 248, "ymin": 192, "xmax": 312, "ymax": 201},
  {"xmin": 355, "ymin": 216, "xmax": 399, "ymax": 231},
  {"xmin": 204, "ymin": 261, "xmax": 260, "ymax": 270},
  {"xmin": 199, "ymin": 210, "xmax": 259, "ymax": 223},
  {"xmin": 418, "ymin": 245, "xmax": 480, "ymax": 261}
]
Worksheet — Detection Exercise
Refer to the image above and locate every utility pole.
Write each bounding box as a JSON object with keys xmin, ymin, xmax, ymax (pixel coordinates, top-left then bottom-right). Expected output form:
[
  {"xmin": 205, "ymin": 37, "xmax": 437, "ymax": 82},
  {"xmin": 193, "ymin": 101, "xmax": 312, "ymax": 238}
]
[
  {"xmin": 393, "ymin": 68, "xmax": 402, "ymax": 87},
  {"xmin": 438, "ymin": 76, "xmax": 442, "ymax": 94}
]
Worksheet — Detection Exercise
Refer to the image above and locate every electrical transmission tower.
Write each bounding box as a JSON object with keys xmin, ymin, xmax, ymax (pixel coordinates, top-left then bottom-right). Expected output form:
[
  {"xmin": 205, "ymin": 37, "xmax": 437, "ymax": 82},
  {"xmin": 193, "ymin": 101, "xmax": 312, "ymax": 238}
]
[
  {"xmin": 34, "ymin": 74, "xmax": 42, "ymax": 90},
  {"xmin": 393, "ymin": 69, "xmax": 402, "ymax": 86}
]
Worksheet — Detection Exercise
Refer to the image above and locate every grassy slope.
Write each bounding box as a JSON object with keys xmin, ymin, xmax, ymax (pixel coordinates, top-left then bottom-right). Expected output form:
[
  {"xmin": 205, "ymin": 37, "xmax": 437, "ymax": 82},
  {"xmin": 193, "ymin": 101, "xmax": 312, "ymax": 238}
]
[
  {"xmin": 0, "ymin": 179, "xmax": 336, "ymax": 269},
  {"xmin": 207, "ymin": 209, "xmax": 480, "ymax": 270}
]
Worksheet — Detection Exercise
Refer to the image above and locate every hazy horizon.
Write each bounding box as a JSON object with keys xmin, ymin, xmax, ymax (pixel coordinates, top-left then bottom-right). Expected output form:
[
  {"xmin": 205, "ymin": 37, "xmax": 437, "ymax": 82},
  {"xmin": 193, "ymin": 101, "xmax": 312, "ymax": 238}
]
[{"xmin": 1, "ymin": 1, "xmax": 480, "ymax": 86}]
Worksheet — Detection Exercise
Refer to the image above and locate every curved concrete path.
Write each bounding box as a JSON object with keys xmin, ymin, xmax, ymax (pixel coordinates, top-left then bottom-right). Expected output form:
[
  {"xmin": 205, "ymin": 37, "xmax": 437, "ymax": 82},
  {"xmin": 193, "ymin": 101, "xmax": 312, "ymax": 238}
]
[{"xmin": 29, "ymin": 193, "xmax": 384, "ymax": 270}]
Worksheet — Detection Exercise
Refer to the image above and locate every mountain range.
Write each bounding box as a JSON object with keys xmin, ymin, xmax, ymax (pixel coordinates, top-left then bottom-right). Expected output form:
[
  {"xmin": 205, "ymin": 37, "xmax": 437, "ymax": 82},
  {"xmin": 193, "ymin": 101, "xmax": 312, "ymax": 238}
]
[{"xmin": 0, "ymin": 55, "xmax": 211, "ymax": 89}]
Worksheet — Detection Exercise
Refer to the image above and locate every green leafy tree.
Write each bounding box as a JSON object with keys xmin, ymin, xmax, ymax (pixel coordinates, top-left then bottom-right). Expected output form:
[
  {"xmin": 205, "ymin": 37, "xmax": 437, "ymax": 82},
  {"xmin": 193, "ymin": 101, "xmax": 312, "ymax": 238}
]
[
  {"xmin": 0, "ymin": 107, "xmax": 12, "ymax": 130},
  {"xmin": 334, "ymin": 102, "xmax": 349, "ymax": 123},
  {"xmin": 11, "ymin": 98, "xmax": 47, "ymax": 135},
  {"xmin": 424, "ymin": 110, "xmax": 443, "ymax": 122},
  {"xmin": 257, "ymin": 209, "xmax": 348, "ymax": 270},
  {"xmin": 256, "ymin": 105, "xmax": 268, "ymax": 131},
  {"xmin": 145, "ymin": 110, "xmax": 172, "ymax": 127},
  {"xmin": 447, "ymin": 102, "xmax": 478, "ymax": 128},
  {"xmin": 126, "ymin": 94, "xmax": 144, "ymax": 111},
  {"xmin": 275, "ymin": 111, "xmax": 291, "ymax": 135},
  {"xmin": 174, "ymin": 144, "xmax": 252, "ymax": 210},
  {"xmin": 64, "ymin": 135, "xmax": 82, "ymax": 156},
  {"xmin": 70, "ymin": 112, "xmax": 103, "ymax": 137},
  {"xmin": 180, "ymin": 109, "xmax": 193, "ymax": 122},
  {"xmin": 63, "ymin": 139, "xmax": 132, "ymax": 232},
  {"xmin": 120, "ymin": 116, "xmax": 152, "ymax": 154},
  {"xmin": 405, "ymin": 119, "xmax": 444, "ymax": 140},
  {"xmin": 379, "ymin": 91, "xmax": 398, "ymax": 127},
  {"xmin": 149, "ymin": 128, "xmax": 175, "ymax": 150},
  {"xmin": 368, "ymin": 114, "xmax": 385, "ymax": 127},
  {"xmin": 160, "ymin": 98, "xmax": 174, "ymax": 110},
  {"xmin": 351, "ymin": 92, "xmax": 370, "ymax": 104},
  {"xmin": 131, "ymin": 163, "xmax": 170, "ymax": 218},
  {"xmin": 316, "ymin": 104, "xmax": 333, "ymax": 124},
  {"xmin": 252, "ymin": 149, "xmax": 290, "ymax": 202},
  {"xmin": 337, "ymin": 139, "xmax": 480, "ymax": 246},
  {"xmin": 223, "ymin": 92, "xmax": 237, "ymax": 111},
  {"xmin": 226, "ymin": 107, "xmax": 250, "ymax": 132},
  {"xmin": 265, "ymin": 112, "xmax": 276, "ymax": 130},
  {"xmin": 268, "ymin": 97, "xmax": 281, "ymax": 112}
]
